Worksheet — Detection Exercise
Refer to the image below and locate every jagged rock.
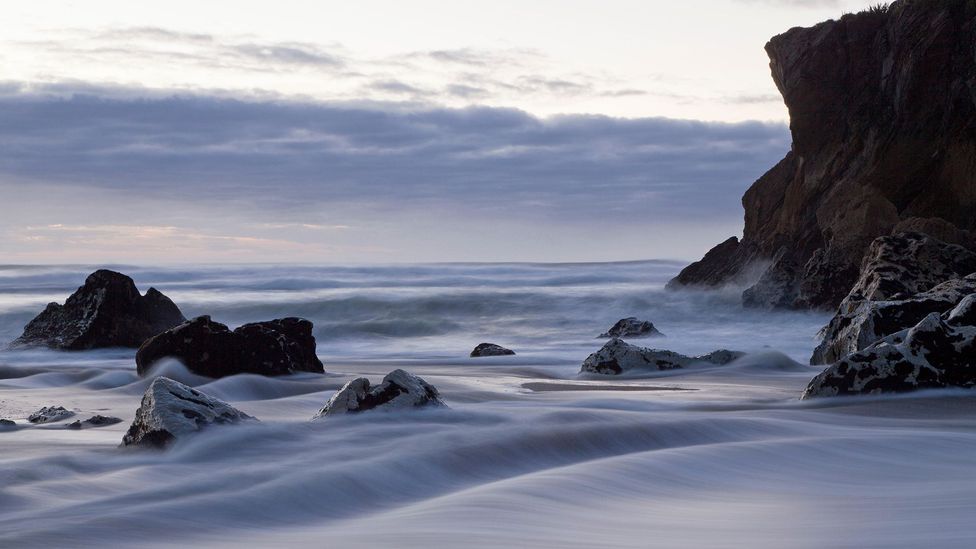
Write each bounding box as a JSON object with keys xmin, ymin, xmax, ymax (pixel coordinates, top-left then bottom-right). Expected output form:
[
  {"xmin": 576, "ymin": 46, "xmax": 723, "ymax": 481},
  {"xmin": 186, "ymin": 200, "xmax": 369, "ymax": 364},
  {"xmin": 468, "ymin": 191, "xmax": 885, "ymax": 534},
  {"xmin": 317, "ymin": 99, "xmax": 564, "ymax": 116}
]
[
  {"xmin": 470, "ymin": 343, "xmax": 515, "ymax": 357},
  {"xmin": 803, "ymin": 294, "xmax": 976, "ymax": 398},
  {"xmin": 27, "ymin": 406, "xmax": 75, "ymax": 424},
  {"xmin": 314, "ymin": 369, "xmax": 445, "ymax": 418},
  {"xmin": 812, "ymin": 274, "xmax": 976, "ymax": 364},
  {"xmin": 839, "ymin": 233, "xmax": 976, "ymax": 306},
  {"xmin": 66, "ymin": 415, "xmax": 123, "ymax": 430},
  {"xmin": 599, "ymin": 318, "xmax": 663, "ymax": 338},
  {"xmin": 580, "ymin": 338, "xmax": 744, "ymax": 375},
  {"xmin": 670, "ymin": 1, "xmax": 976, "ymax": 309},
  {"xmin": 136, "ymin": 316, "xmax": 324, "ymax": 378},
  {"xmin": 11, "ymin": 269, "xmax": 186, "ymax": 350},
  {"xmin": 742, "ymin": 248, "xmax": 800, "ymax": 309},
  {"xmin": 121, "ymin": 377, "xmax": 254, "ymax": 448}
]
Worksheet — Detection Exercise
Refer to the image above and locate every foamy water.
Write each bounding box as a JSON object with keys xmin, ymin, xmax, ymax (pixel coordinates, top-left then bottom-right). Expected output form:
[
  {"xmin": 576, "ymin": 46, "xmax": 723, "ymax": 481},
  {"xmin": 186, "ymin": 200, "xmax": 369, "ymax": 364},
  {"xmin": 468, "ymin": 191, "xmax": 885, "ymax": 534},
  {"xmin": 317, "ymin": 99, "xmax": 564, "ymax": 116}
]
[{"xmin": 1, "ymin": 262, "xmax": 974, "ymax": 548}]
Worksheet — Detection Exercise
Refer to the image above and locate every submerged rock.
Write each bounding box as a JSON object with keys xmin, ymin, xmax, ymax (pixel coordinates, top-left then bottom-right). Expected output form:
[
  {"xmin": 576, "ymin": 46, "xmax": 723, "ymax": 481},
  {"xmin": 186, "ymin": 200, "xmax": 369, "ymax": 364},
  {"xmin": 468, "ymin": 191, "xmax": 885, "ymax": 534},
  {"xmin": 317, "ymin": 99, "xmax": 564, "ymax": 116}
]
[
  {"xmin": 11, "ymin": 269, "xmax": 186, "ymax": 350},
  {"xmin": 314, "ymin": 369, "xmax": 445, "ymax": 418},
  {"xmin": 580, "ymin": 338, "xmax": 743, "ymax": 375},
  {"xmin": 802, "ymin": 295, "xmax": 976, "ymax": 399},
  {"xmin": 27, "ymin": 406, "xmax": 75, "ymax": 424},
  {"xmin": 66, "ymin": 415, "xmax": 123, "ymax": 430},
  {"xmin": 599, "ymin": 318, "xmax": 663, "ymax": 338},
  {"xmin": 121, "ymin": 377, "xmax": 254, "ymax": 448},
  {"xmin": 0, "ymin": 419, "xmax": 16, "ymax": 429},
  {"xmin": 812, "ymin": 274, "xmax": 976, "ymax": 364},
  {"xmin": 136, "ymin": 316, "xmax": 324, "ymax": 378},
  {"xmin": 470, "ymin": 343, "xmax": 515, "ymax": 357},
  {"xmin": 670, "ymin": 1, "xmax": 976, "ymax": 310}
]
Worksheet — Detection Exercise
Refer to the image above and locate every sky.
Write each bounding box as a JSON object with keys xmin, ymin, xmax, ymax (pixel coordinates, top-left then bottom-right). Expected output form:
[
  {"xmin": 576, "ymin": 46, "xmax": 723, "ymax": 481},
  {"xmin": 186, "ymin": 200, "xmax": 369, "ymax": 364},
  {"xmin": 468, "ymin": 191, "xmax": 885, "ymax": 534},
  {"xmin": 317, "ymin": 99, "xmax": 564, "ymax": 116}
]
[{"xmin": 0, "ymin": 0, "xmax": 882, "ymax": 264}]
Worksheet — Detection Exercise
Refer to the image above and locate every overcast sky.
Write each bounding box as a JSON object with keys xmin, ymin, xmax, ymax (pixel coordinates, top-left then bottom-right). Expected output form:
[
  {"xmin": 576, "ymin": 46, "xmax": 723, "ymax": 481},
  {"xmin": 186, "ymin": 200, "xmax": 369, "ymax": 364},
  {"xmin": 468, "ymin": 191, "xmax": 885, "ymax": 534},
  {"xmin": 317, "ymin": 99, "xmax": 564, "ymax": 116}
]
[{"xmin": 0, "ymin": 0, "xmax": 881, "ymax": 263}]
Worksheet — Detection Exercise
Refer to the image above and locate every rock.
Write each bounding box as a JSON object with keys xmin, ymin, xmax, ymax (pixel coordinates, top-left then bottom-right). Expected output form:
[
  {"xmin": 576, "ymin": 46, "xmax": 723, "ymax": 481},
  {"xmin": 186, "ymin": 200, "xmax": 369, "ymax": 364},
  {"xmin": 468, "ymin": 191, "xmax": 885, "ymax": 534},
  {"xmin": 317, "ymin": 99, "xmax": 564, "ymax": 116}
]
[
  {"xmin": 580, "ymin": 338, "xmax": 744, "ymax": 375},
  {"xmin": 670, "ymin": 1, "xmax": 976, "ymax": 310},
  {"xmin": 27, "ymin": 406, "xmax": 75, "ymax": 424},
  {"xmin": 812, "ymin": 274, "xmax": 976, "ymax": 365},
  {"xmin": 66, "ymin": 415, "xmax": 123, "ymax": 430},
  {"xmin": 599, "ymin": 318, "xmax": 663, "ymax": 338},
  {"xmin": 0, "ymin": 419, "xmax": 16, "ymax": 429},
  {"xmin": 314, "ymin": 369, "xmax": 445, "ymax": 418},
  {"xmin": 121, "ymin": 377, "xmax": 254, "ymax": 448},
  {"xmin": 802, "ymin": 294, "xmax": 976, "ymax": 398},
  {"xmin": 742, "ymin": 248, "xmax": 800, "ymax": 309},
  {"xmin": 11, "ymin": 269, "xmax": 186, "ymax": 350},
  {"xmin": 470, "ymin": 343, "xmax": 515, "ymax": 357},
  {"xmin": 136, "ymin": 316, "xmax": 325, "ymax": 378}
]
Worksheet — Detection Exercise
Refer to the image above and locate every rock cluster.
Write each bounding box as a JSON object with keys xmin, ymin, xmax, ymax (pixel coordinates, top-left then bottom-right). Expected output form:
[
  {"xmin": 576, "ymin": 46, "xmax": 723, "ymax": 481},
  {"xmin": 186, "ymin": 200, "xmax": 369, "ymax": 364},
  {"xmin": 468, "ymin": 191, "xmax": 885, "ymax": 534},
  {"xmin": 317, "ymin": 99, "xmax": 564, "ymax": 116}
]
[
  {"xmin": 470, "ymin": 343, "xmax": 515, "ymax": 357},
  {"xmin": 599, "ymin": 318, "xmax": 663, "ymax": 338},
  {"xmin": 121, "ymin": 377, "xmax": 254, "ymax": 448},
  {"xmin": 803, "ymin": 295, "xmax": 976, "ymax": 399},
  {"xmin": 670, "ymin": 1, "xmax": 976, "ymax": 310},
  {"xmin": 11, "ymin": 270, "xmax": 186, "ymax": 350},
  {"xmin": 314, "ymin": 369, "xmax": 445, "ymax": 418},
  {"xmin": 136, "ymin": 316, "xmax": 324, "ymax": 378},
  {"xmin": 580, "ymin": 339, "xmax": 743, "ymax": 375}
]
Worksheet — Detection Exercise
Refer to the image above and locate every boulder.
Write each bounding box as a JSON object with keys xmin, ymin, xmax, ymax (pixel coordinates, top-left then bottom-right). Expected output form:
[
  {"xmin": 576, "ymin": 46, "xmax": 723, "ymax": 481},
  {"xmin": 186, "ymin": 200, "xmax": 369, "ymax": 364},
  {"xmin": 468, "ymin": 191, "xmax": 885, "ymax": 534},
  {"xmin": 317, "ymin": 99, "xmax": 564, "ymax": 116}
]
[
  {"xmin": 121, "ymin": 377, "xmax": 254, "ymax": 448},
  {"xmin": 136, "ymin": 316, "xmax": 324, "ymax": 378},
  {"xmin": 599, "ymin": 318, "xmax": 663, "ymax": 338},
  {"xmin": 670, "ymin": 1, "xmax": 976, "ymax": 310},
  {"xmin": 812, "ymin": 274, "xmax": 976, "ymax": 364},
  {"xmin": 27, "ymin": 406, "xmax": 75, "ymax": 424},
  {"xmin": 580, "ymin": 338, "xmax": 744, "ymax": 375},
  {"xmin": 11, "ymin": 269, "xmax": 186, "ymax": 349},
  {"xmin": 803, "ymin": 294, "xmax": 976, "ymax": 399},
  {"xmin": 0, "ymin": 419, "xmax": 16, "ymax": 429},
  {"xmin": 470, "ymin": 343, "xmax": 515, "ymax": 357},
  {"xmin": 66, "ymin": 415, "xmax": 123, "ymax": 430},
  {"xmin": 314, "ymin": 369, "xmax": 445, "ymax": 418}
]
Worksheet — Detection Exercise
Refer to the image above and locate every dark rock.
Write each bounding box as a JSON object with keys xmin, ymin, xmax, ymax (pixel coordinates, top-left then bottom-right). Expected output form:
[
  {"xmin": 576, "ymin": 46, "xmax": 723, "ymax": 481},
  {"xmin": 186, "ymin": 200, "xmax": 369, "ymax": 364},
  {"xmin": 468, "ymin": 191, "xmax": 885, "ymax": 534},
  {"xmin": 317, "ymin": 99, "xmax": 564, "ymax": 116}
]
[
  {"xmin": 27, "ymin": 406, "xmax": 75, "ymax": 424},
  {"xmin": 670, "ymin": 1, "xmax": 976, "ymax": 309},
  {"xmin": 0, "ymin": 419, "xmax": 16, "ymax": 429},
  {"xmin": 599, "ymin": 318, "xmax": 663, "ymax": 338},
  {"xmin": 580, "ymin": 338, "xmax": 743, "ymax": 375},
  {"xmin": 313, "ymin": 369, "xmax": 446, "ymax": 418},
  {"xmin": 121, "ymin": 377, "xmax": 254, "ymax": 448},
  {"xmin": 803, "ymin": 294, "xmax": 976, "ymax": 398},
  {"xmin": 136, "ymin": 316, "xmax": 325, "ymax": 378},
  {"xmin": 812, "ymin": 274, "xmax": 976, "ymax": 365},
  {"xmin": 66, "ymin": 415, "xmax": 123, "ymax": 430},
  {"xmin": 470, "ymin": 343, "xmax": 516, "ymax": 357},
  {"xmin": 11, "ymin": 269, "xmax": 186, "ymax": 350}
]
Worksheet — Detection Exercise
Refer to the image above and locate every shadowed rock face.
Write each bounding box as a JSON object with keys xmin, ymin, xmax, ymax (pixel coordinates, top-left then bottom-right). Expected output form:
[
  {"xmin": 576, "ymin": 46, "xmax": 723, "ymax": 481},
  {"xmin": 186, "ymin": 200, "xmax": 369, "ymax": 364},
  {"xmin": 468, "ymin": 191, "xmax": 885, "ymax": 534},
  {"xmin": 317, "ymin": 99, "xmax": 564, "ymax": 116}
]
[
  {"xmin": 11, "ymin": 270, "xmax": 186, "ymax": 349},
  {"xmin": 313, "ymin": 369, "xmax": 445, "ymax": 418},
  {"xmin": 136, "ymin": 316, "xmax": 325, "ymax": 378},
  {"xmin": 580, "ymin": 338, "xmax": 743, "ymax": 375},
  {"xmin": 803, "ymin": 294, "xmax": 976, "ymax": 398},
  {"xmin": 121, "ymin": 377, "xmax": 254, "ymax": 448},
  {"xmin": 671, "ymin": 1, "xmax": 976, "ymax": 309}
]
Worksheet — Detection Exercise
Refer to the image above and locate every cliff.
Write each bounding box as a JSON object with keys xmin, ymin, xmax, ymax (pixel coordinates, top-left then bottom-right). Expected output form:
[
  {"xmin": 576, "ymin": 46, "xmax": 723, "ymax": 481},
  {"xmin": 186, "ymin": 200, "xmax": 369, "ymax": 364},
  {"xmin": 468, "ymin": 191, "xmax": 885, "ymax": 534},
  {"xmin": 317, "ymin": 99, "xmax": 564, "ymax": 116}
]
[{"xmin": 670, "ymin": 0, "xmax": 976, "ymax": 309}]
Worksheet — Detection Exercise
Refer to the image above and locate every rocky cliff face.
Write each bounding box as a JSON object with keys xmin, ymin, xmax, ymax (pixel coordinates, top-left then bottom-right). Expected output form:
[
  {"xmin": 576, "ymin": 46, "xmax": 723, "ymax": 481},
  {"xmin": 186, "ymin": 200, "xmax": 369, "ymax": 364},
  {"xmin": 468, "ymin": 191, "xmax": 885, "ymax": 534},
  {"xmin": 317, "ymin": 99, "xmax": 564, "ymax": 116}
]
[{"xmin": 671, "ymin": 0, "xmax": 976, "ymax": 309}]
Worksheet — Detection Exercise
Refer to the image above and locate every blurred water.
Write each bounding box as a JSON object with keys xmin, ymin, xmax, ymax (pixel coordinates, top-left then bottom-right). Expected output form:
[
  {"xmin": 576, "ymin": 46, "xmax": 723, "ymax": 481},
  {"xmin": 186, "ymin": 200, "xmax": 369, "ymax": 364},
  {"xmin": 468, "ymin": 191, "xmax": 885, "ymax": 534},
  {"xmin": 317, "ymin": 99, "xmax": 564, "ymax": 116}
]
[{"xmin": 0, "ymin": 263, "xmax": 974, "ymax": 549}]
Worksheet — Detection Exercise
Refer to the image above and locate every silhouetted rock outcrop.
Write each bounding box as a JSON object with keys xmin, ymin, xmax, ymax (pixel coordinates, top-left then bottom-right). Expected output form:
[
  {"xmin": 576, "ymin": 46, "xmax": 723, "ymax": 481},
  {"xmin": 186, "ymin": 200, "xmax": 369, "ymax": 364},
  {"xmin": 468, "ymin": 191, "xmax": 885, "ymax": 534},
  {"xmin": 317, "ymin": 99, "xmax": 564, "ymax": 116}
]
[
  {"xmin": 136, "ymin": 316, "xmax": 325, "ymax": 378},
  {"xmin": 803, "ymin": 294, "xmax": 976, "ymax": 398},
  {"xmin": 122, "ymin": 377, "xmax": 254, "ymax": 448},
  {"xmin": 470, "ymin": 343, "xmax": 515, "ymax": 357},
  {"xmin": 11, "ymin": 270, "xmax": 186, "ymax": 349},
  {"xmin": 580, "ymin": 338, "xmax": 743, "ymax": 375},
  {"xmin": 670, "ymin": 1, "xmax": 976, "ymax": 309},
  {"xmin": 599, "ymin": 317, "xmax": 663, "ymax": 338},
  {"xmin": 313, "ymin": 369, "xmax": 445, "ymax": 418}
]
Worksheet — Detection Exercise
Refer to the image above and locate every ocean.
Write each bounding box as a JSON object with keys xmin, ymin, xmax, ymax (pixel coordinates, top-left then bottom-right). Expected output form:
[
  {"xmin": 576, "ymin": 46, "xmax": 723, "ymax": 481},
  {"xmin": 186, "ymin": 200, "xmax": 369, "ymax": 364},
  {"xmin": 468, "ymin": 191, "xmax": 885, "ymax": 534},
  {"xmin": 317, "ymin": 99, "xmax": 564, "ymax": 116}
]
[{"xmin": 1, "ymin": 262, "xmax": 974, "ymax": 548}]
